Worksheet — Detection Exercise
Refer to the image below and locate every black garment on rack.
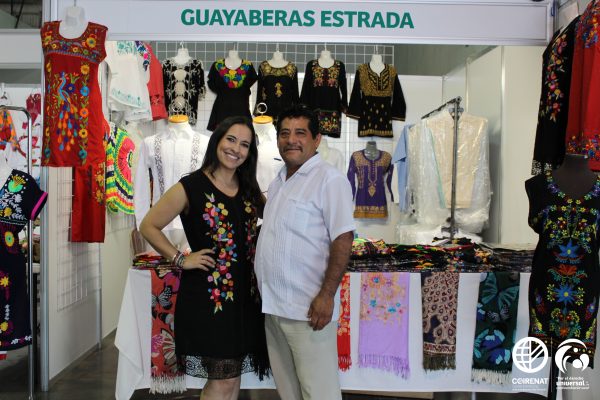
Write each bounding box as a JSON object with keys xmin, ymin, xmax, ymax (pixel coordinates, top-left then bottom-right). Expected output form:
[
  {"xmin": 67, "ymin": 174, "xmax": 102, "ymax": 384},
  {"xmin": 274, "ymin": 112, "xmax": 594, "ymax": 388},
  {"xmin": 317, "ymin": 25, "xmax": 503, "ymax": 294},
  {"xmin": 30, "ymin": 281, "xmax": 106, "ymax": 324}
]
[
  {"xmin": 207, "ymin": 59, "xmax": 257, "ymax": 132},
  {"xmin": 255, "ymin": 61, "xmax": 299, "ymax": 122},
  {"xmin": 531, "ymin": 17, "xmax": 580, "ymax": 175},
  {"xmin": 162, "ymin": 58, "xmax": 205, "ymax": 126},
  {"xmin": 348, "ymin": 64, "xmax": 406, "ymax": 138},
  {"xmin": 0, "ymin": 170, "xmax": 47, "ymax": 351},
  {"xmin": 300, "ymin": 60, "xmax": 348, "ymax": 138}
]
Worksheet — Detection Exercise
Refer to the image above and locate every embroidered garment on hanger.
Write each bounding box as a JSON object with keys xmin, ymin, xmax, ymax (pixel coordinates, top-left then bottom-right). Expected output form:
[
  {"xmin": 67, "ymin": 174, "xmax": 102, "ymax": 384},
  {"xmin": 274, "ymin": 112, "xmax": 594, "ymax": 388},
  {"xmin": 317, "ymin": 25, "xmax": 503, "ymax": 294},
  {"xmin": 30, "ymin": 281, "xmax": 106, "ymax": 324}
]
[
  {"xmin": 347, "ymin": 150, "xmax": 394, "ymax": 218},
  {"xmin": 0, "ymin": 170, "xmax": 47, "ymax": 351},
  {"xmin": 300, "ymin": 60, "xmax": 348, "ymax": 138},
  {"xmin": 531, "ymin": 16, "xmax": 580, "ymax": 175},
  {"xmin": 566, "ymin": 1, "xmax": 600, "ymax": 169},
  {"xmin": 348, "ymin": 63, "xmax": 406, "ymax": 137},
  {"xmin": 162, "ymin": 58, "xmax": 205, "ymax": 125},
  {"xmin": 104, "ymin": 40, "xmax": 152, "ymax": 122},
  {"xmin": 207, "ymin": 59, "xmax": 257, "ymax": 131},
  {"xmin": 255, "ymin": 61, "xmax": 299, "ymax": 122},
  {"xmin": 40, "ymin": 21, "xmax": 107, "ymax": 166}
]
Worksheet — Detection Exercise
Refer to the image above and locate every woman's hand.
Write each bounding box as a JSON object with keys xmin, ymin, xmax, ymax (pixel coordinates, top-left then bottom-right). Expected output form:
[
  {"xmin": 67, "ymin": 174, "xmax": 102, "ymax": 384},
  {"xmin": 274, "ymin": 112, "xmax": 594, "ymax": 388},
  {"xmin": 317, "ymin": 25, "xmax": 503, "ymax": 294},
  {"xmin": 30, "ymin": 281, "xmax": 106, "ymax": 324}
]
[{"xmin": 181, "ymin": 249, "xmax": 216, "ymax": 271}]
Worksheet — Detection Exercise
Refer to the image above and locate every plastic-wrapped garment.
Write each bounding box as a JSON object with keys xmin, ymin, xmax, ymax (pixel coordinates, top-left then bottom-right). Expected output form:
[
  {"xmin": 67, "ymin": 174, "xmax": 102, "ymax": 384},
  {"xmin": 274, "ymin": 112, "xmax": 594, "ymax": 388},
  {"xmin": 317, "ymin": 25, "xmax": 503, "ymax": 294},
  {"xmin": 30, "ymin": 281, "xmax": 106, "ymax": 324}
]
[{"xmin": 404, "ymin": 112, "xmax": 491, "ymax": 234}]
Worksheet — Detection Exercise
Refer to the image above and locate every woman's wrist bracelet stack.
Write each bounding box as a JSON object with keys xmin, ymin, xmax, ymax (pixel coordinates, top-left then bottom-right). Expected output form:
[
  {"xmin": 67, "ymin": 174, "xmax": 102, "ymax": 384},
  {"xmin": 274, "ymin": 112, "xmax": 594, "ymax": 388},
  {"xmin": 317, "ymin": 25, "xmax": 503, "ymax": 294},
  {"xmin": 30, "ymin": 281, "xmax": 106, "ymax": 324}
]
[{"xmin": 172, "ymin": 251, "xmax": 185, "ymax": 269}]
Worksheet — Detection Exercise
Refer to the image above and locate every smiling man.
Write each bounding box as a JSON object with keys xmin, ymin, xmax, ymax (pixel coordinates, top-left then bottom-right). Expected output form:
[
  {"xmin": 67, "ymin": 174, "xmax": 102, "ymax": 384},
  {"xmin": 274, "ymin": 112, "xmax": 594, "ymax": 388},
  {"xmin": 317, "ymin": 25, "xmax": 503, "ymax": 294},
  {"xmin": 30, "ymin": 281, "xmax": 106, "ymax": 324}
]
[{"xmin": 254, "ymin": 104, "xmax": 355, "ymax": 400}]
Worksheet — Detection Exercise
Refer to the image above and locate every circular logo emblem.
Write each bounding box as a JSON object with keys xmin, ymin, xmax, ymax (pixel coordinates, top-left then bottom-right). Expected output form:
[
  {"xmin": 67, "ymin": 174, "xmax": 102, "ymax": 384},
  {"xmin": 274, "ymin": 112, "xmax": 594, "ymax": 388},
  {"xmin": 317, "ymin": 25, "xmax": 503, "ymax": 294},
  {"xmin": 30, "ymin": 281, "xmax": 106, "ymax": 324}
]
[
  {"xmin": 555, "ymin": 339, "xmax": 590, "ymax": 373},
  {"xmin": 513, "ymin": 337, "xmax": 548, "ymax": 373}
]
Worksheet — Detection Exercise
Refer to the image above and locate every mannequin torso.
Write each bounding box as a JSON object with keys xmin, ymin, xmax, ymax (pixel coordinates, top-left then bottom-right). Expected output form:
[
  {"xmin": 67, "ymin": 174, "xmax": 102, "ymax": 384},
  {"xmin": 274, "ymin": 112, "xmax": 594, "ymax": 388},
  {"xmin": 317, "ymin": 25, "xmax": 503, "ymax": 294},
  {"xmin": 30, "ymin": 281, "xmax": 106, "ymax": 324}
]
[
  {"xmin": 364, "ymin": 141, "xmax": 380, "ymax": 160},
  {"xmin": 551, "ymin": 153, "xmax": 597, "ymax": 200},
  {"xmin": 268, "ymin": 51, "xmax": 288, "ymax": 68},
  {"xmin": 59, "ymin": 6, "xmax": 88, "ymax": 39},
  {"xmin": 318, "ymin": 50, "xmax": 334, "ymax": 68},
  {"xmin": 172, "ymin": 47, "xmax": 192, "ymax": 66},
  {"xmin": 369, "ymin": 54, "xmax": 385, "ymax": 75},
  {"xmin": 167, "ymin": 120, "xmax": 195, "ymax": 138},
  {"xmin": 254, "ymin": 121, "xmax": 277, "ymax": 144},
  {"xmin": 225, "ymin": 49, "xmax": 242, "ymax": 70},
  {"xmin": 318, "ymin": 137, "xmax": 330, "ymax": 160}
]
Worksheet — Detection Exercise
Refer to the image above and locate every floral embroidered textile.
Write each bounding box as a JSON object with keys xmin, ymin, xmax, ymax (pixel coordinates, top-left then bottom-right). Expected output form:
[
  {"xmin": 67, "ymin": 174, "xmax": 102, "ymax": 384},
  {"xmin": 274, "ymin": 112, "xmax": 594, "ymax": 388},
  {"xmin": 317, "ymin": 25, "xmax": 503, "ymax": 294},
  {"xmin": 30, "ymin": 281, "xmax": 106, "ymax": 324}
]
[
  {"xmin": 337, "ymin": 273, "xmax": 352, "ymax": 371},
  {"xmin": 358, "ymin": 272, "xmax": 410, "ymax": 377},
  {"xmin": 471, "ymin": 272, "xmax": 520, "ymax": 385}
]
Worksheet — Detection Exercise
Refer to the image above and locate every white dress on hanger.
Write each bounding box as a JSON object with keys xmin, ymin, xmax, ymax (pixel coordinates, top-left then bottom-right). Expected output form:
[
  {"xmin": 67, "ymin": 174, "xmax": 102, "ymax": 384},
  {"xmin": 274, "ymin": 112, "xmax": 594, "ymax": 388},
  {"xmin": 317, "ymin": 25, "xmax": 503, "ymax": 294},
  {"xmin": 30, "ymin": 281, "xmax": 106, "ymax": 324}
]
[
  {"xmin": 133, "ymin": 122, "xmax": 209, "ymax": 231},
  {"xmin": 104, "ymin": 41, "xmax": 152, "ymax": 122}
]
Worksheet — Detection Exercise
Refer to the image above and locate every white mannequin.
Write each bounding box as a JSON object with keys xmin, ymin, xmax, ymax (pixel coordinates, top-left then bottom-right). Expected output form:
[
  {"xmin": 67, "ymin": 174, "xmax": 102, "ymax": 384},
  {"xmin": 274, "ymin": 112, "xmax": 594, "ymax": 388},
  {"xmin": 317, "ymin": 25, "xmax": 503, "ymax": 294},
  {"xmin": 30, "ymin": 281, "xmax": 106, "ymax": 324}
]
[
  {"xmin": 0, "ymin": 150, "xmax": 11, "ymax": 186},
  {"xmin": 59, "ymin": 5, "xmax": 88, "ymax": 39},
  {"xmin": 172, "ymin": 46, "xmax": 192, "ymax": 65},
  {"xmin": 318, "ymin": 137, "xmax": 345, "ymax": 172},
  {"xmin": 254, "ymin": 121, "xmax": 283, "ymax": 194},
  {"xmin": 318, "ymin": 136, "xmax": 330, "ymax": 160},
  {"xmin": 254, "ymin": 120, "xmax": 277, "ymax": 144},
  {"xmin": 558, "ymin": 1, "xmax": 579, "ymax": 32},
  {"xmin": 167, "ymin": 118, "xmax": 196, "ymax": 137},
  {"xmin": 318, "ymin": 49, "xmax": 335, "ymax": 68},
  {"xmin": 369, "ymin": 54, "xmax": 385, "ymax": 75},
  {"xmin": 268, "ymin": 50, "xmax": 288, "ymax": 68},
  {"xmin": 225, "ymin": 49, "xmax": 242, "ymax": 70}
]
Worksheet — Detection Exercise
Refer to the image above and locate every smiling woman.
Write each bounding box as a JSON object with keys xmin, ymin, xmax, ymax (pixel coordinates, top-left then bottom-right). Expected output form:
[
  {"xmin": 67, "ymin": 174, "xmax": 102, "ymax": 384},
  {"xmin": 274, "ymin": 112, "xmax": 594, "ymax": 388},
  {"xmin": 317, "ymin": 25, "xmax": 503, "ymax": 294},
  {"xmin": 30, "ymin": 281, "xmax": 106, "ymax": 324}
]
[{"xmin": 139, "ymin": 116, "xmax": 269, "ymax": 397}]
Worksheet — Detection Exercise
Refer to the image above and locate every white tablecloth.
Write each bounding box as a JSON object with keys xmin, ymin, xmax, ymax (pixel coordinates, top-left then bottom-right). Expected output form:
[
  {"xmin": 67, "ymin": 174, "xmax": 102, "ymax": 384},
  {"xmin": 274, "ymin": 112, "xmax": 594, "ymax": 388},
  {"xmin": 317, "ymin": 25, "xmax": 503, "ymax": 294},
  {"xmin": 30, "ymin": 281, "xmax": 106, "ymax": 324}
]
[{"xmin": 115, "ymin": 269, "xmax": 599, "ymax": 399}]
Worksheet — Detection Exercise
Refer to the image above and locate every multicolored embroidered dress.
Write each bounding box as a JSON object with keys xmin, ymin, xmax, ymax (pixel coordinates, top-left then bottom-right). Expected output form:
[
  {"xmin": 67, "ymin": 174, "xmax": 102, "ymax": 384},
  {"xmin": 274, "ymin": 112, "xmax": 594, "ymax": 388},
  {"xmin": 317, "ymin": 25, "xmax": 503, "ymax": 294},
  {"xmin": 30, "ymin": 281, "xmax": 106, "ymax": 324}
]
[
  {"xmin": 207, "ymin": 59, "xmax": 257, "ymax": 131},
  {"xmin": 176, "ymin": 171, "xmax": 268, "ymax": 379},
  {"xmin": 566, "ymin": 2, "xmax": 600, "ymax": 170},
  {"xmin": 0, "ymin": 170, "xmax": 47, "ymax": 351},
  {"xmin": 532, "ymin": 17, "xmax": 580, "ymax": 175},
  {"xmin": 526, "ymin": 172, "xmax": 600, "ymax": 363},
  {"xmin": 40, "ymin": 21, "xmax": 107, "ymax": 167}
]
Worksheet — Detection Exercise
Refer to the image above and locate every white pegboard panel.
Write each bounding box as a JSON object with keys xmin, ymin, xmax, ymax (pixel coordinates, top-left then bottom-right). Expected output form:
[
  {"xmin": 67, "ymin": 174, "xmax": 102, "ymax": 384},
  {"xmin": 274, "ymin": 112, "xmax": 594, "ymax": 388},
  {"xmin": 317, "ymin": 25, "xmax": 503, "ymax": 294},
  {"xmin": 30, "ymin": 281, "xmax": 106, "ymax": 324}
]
[{"xmin": 55, "ymin": 167, "xmax": 101, "ymax": 311}]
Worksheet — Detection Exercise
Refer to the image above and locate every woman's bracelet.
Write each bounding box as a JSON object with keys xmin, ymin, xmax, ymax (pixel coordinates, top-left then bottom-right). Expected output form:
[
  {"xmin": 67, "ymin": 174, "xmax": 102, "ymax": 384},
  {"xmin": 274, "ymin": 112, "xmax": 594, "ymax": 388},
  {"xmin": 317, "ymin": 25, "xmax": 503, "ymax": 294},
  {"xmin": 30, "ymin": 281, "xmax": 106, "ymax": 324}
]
[{"xmin": 172, "ymin": 251, "xmax": 185, "ymax": 269}]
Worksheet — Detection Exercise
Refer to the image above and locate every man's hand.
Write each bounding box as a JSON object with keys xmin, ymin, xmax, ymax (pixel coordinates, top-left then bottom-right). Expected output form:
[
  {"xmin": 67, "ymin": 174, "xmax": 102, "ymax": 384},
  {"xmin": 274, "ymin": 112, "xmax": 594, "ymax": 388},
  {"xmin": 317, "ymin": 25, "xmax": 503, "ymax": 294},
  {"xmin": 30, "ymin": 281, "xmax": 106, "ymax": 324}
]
[{"xmin": 307, "ymin": 291, "xmax": 334, "ymax": 331}]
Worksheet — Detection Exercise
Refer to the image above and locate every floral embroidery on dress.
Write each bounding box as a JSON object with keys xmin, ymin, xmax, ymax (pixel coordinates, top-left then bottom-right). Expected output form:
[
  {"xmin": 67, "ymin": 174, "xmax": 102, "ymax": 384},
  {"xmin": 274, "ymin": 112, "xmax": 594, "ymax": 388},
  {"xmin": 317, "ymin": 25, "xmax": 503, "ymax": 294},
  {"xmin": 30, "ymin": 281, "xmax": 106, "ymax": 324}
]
[
  {"xmin": 567, "ymin": 134, "xmax": 600, "ymax": 162},
  {"xmin": 311, "ymin": 61, "xmax": 341, "ymax": 88},
  {"xmin": 215, "ymin": 59, "xmax": 252, "ymax": 89},
  {"xmin": 577, "ymin": 1, "xmax": 600, "ymax": 48},
  {"xmin": 540, "ymin": 32, "xmax": 569, "ymax": 122},
  {"xmin": 203, "ymin": 194, "xmax": 237, "ymax": 313}
]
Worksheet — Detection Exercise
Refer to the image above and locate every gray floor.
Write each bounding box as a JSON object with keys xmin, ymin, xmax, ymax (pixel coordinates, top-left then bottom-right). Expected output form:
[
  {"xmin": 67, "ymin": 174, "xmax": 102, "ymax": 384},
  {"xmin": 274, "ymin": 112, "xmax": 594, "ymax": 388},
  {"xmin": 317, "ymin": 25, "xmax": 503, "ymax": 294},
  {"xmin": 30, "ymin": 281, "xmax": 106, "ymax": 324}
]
[{"xmin": 0, "ymin": 332, "xmax": 546, "ymax": 400}]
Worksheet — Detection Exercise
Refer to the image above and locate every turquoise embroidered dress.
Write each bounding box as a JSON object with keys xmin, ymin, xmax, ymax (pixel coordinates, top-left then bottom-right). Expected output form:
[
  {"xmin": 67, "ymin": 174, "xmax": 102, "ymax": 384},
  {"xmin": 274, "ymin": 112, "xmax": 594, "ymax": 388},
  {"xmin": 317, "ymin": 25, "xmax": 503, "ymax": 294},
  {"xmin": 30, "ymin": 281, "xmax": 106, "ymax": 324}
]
[{"xmin": 526, "ymin": 172, "xmax": 600, "ymax": 364}]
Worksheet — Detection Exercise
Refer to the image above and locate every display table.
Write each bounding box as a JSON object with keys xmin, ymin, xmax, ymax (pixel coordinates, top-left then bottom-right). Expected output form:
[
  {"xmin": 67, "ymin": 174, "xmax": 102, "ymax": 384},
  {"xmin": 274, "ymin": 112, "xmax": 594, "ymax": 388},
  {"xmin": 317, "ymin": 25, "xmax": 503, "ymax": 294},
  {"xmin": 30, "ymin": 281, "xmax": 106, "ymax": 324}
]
[{"xmin": 114, "ymin": 269, "xmax": 597, "ymax": 400}]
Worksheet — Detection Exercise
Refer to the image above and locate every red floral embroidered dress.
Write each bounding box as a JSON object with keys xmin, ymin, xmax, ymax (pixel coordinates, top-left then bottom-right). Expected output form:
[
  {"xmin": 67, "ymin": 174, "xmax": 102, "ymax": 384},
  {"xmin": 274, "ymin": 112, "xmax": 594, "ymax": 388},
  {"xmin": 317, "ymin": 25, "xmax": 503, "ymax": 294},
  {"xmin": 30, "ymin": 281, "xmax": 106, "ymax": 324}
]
[
  {"xmin": 40, "ymin": 21, "xmax": 107, "ymax": 167},
  {"xmin": 565, "ymin": 1, "xmax": 600, "ymax": 169}
]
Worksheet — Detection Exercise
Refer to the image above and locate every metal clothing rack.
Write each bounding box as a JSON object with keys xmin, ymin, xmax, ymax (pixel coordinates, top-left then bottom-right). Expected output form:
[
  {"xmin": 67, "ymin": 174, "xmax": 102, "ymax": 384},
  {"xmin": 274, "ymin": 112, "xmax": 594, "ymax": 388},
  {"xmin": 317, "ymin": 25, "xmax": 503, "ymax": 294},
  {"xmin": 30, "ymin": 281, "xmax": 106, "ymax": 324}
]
[
  {"xmin": 421, "ymin": 96, "xmax": 463, "ymax": 240},
  {"xmin": 0, "ymin": 105, "xmax": 35, "ymax": 400}
]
